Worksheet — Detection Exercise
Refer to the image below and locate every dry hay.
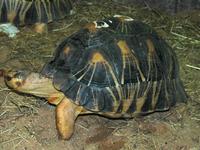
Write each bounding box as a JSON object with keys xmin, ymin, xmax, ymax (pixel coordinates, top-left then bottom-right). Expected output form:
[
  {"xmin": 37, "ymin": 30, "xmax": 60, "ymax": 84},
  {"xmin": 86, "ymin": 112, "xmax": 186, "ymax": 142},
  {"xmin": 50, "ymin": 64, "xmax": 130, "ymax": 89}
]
[{"xmin": 0, "ymin": 0, "xmax": 200, "ymax": 149}]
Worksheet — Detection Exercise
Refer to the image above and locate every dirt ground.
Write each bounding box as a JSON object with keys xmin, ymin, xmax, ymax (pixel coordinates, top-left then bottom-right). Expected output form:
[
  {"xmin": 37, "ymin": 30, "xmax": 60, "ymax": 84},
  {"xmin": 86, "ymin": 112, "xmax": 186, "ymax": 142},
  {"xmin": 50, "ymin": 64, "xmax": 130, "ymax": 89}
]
[{"xmin": 0, "ymin": 0, "xmax": 200, "ymax": 150}]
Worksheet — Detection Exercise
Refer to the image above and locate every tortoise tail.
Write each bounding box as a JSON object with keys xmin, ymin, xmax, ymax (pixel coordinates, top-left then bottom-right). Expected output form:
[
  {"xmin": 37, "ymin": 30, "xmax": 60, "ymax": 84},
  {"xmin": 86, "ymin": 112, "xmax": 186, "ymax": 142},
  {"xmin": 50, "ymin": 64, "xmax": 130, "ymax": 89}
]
[{"xmin": 0, "ymin": 0, "xmax": 73, "ymax": 25}]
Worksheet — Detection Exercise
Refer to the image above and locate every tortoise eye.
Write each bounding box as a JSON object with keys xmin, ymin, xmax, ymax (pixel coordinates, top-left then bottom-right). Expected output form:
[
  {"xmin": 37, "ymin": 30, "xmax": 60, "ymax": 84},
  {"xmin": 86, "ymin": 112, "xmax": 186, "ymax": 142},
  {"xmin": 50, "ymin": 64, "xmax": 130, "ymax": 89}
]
[{"xmin": 15, "ymin": 81, "xmax": 22, "ymax": 87}]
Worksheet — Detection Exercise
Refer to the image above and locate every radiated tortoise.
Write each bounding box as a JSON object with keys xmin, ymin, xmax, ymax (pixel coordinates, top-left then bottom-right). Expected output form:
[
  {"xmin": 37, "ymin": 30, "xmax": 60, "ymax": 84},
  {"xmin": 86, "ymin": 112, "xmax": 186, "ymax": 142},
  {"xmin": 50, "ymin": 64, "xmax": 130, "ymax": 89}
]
[{"xmin": 3, "ymin": 15, "xmax": 187, "ymax": 140}]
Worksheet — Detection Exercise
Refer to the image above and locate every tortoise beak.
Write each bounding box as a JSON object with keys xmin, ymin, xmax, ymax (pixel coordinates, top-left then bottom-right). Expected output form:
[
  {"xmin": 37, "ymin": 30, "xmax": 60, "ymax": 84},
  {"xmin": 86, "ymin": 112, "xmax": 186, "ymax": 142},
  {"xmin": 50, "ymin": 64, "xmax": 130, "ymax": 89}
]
[{"xmin": 4, "ymin": 69, "xmax": 31, "ymax": 90}]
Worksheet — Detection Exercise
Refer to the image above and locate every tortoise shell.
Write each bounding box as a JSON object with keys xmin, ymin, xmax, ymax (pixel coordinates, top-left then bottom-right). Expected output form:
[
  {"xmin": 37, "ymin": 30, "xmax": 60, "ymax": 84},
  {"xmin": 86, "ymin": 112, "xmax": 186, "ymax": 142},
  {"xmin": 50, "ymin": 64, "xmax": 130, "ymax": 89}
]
[
  {"xmin": 41, "ymin": 15, "xmax": 187, "ymax": 116},
  {"xmin": 0, "ymin": 0, "xmax": 73, "ymax": 25}
]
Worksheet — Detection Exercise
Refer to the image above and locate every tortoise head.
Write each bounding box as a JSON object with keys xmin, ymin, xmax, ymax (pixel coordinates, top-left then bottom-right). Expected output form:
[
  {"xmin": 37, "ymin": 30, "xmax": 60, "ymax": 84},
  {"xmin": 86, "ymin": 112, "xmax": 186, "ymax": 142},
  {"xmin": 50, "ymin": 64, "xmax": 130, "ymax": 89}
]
[
  {"xmin": 3, "ymin": 69, "xmax": 58, "ymax": 98},
  {"xmin": 4, "ymin": 69, "xmax": 31, "ymax": 90}
]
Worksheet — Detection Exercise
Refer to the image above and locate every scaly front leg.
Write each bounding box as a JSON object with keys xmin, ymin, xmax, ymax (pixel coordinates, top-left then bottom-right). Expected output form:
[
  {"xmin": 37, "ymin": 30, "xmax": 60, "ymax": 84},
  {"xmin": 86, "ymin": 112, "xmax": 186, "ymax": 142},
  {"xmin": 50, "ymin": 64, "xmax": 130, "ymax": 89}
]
[{"xmin": 56, "ymin": 98, "xmax": 83, "ymax": 140}]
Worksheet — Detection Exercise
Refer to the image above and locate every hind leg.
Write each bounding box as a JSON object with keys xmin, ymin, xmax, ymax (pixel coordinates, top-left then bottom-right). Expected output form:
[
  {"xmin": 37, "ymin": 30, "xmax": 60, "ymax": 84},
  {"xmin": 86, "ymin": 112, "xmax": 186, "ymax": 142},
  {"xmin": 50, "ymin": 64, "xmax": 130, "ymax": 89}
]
[{"xmin": 33, "ymin": 23, "xmax": 48, "ymax": 33}]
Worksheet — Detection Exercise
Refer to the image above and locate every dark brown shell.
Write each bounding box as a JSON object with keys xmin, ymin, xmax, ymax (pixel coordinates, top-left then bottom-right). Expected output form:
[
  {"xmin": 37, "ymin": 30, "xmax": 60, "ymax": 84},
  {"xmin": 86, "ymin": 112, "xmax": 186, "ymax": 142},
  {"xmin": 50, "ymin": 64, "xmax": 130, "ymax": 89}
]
[
  {"xmin": 41, "ymin": 15, "xmax": 187, "ymax": 116},
  {"xmin": 0, "ymin": 0, "xmax": 73, "ymax": 25}
]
